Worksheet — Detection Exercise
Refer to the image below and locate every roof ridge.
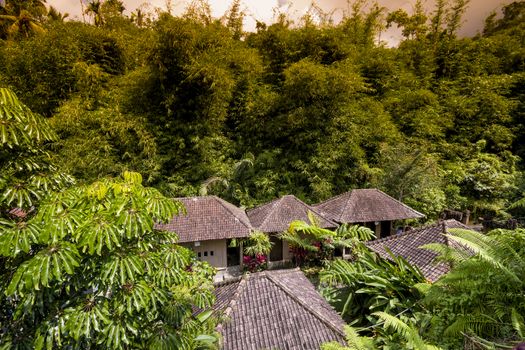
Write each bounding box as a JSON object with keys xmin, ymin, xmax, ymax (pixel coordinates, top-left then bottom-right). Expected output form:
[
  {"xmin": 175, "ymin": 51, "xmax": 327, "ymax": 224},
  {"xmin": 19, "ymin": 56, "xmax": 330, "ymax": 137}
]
[
  {"xmin": 303, "ymin": 201, "xmax": 338, "ymax": 227},
  {"xmin": 339, "ymin": 190, "xmax": 355, "ymax": 223},
  {"xmin": 253, "ymin": 195, "xmax": 337, "ymax": 231},
  {"xmin": 246, "ymin": 196, "xmax": 278, "ymax": 215},
  {"xmin": 256, "ymin": 196, "xmax": 285, "ymax": 231},
  {"xmin": 264, "ymin": 271, "xmax": 346, "ymax": 337},
  {"xmin": 443, "ymin": 218, "xmax": 467, "ymax": 226},
  {"xmin": 213, "ymin": 275, "xmax": 243, "ymax": 287},
  {"xmin": 313, "ymin": 190, "xmax": 351, "ymax": 208},
  {"xmin": 216, "ymin": 273, "xmax": 251, "ymax": 334},
  {"xmin": 212, "ymin": 195, "xmax": 253, "ymax": 232}
]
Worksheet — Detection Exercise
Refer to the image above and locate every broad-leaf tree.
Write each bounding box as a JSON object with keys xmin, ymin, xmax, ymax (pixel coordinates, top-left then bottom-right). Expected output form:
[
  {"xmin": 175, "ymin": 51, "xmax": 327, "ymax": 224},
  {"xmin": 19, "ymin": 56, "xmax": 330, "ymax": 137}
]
[{"xmin": 0, "ymin": 88, "xmax": 218, "ymax": 349}]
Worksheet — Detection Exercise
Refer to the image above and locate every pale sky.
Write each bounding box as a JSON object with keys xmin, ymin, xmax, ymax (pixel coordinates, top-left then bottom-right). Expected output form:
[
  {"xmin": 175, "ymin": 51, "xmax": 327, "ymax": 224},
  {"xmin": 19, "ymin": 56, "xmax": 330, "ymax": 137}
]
[{"xmin": 49, "ymin": 0, "xmax": 512, "ymax": 45}]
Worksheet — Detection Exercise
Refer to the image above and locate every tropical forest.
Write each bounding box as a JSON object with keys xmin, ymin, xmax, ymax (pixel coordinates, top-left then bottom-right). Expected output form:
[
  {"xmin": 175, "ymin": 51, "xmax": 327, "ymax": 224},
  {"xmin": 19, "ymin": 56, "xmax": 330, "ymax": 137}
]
[{"xmin": 0, "ymin": 0, "xmax": 524, "ymax": 349}]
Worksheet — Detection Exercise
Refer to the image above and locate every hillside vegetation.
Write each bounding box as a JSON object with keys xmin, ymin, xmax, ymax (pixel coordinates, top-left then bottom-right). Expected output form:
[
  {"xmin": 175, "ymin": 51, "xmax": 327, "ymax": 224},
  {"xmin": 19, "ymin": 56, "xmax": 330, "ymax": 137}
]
[{"xmin": 1, "ymin": 0, "xmax": 525, "ymax": 221}]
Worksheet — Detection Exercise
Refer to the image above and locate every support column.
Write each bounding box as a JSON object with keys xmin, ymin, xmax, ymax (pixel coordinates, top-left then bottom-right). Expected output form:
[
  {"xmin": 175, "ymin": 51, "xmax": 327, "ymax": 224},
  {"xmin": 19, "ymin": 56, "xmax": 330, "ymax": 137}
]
[{"xmin": 239, "ymin": 240, "xmax": 244, "ymax": 270}]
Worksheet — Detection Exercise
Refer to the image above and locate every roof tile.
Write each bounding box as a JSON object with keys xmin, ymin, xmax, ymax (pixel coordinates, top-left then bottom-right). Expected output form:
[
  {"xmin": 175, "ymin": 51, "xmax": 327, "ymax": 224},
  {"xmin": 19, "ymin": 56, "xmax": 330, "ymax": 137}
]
[
  {"xmin": 314, "ymin": 189, "xmax": 424, "ymax": 223},
  {"xmin": 365, "ymin": 219, "xmax": 471, "ymax": 281},
  {"xmin": 214, "ymin": 269, "xmax": 346, "ymax": 350},
  {"xmin": 247, "ymin": 195, "xmax": 337, "ymax": 233},
  {"xmin": 155, "ymin": 196, "xmax": 252, "ymax": 243}
]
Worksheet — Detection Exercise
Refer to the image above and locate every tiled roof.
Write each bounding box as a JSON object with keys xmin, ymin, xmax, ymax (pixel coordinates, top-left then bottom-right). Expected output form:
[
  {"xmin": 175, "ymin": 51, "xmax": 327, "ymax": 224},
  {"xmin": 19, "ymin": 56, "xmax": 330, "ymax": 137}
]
[
  {"xmin": 247, "ymin": 195, "xmax": 337, "ymax": 233},
  {"xmin": 214, "ymin": 269, "xmax": 346, "ymax": 350},
  {"xmin": 155, "ymin": 196, "xmax": 252, "ymax": 243},
  {"xmin": 314, "ymin": 189, "xmax": 425, "ymax": 223},
  {"xmin": 365, "ymin": 219, "xmax": 471, "ymax": 282}
]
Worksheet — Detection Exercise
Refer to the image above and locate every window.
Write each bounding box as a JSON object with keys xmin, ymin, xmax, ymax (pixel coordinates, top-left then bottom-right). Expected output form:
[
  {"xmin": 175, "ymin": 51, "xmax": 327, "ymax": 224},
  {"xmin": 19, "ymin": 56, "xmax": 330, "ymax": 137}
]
[
  {"xmin": 344, "ymin": 247, "xmax": 351, "ymax": 255},
  {"xmin": 204, "ymin": 251, "xmax": 208, "ymax": 257},
  {"xmin": 210, "ymin": 251, "xmax": 214, "ymax": 256},
  {"xmin": 197, "ymin": 252, "xmax": 201, "ymax": 258}
]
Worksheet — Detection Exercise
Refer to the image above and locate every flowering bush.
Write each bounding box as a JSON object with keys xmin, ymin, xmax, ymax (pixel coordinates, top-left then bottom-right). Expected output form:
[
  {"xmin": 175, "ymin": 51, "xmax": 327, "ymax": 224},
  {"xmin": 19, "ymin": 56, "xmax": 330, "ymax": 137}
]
[
  {"xmin": 243, "ymin": 254, "xmax": 267, "ymax": 272},
  {"xmin": 290, "ymin": 239, "xmax": 334, "ymax": 266}
]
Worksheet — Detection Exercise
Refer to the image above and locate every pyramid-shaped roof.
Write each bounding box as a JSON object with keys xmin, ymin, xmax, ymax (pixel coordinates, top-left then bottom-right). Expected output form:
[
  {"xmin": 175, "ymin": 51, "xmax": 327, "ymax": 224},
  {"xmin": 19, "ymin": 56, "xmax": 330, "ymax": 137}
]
[
  {"xmin": 155, "ymin": 196, "xmax": 252, "ymax": 243},
  {"xmin": 247, "ymin": 195, "xmax": 337, "ymax": 233},
  {"xmin": 214, "ymin": 269, "xmax": 346, "ymax": 349},
  {"xmin": 314, "ymin": 189, "xmax": 424, "ymax": 223}
]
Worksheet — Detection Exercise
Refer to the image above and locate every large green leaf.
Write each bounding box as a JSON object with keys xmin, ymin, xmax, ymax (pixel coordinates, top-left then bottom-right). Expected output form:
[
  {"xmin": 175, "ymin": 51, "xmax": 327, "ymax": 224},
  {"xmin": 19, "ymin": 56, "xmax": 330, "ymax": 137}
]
[
  {"xmin": 7, "ymin": 243, "xmax": 80, "ymax": 294},
  {"xmin": 0, "ymin": 219, "xmax": 40, "ymax": 256},
  {"xmin": 100, "ymin": 254, "xmax": 145, "ymax": 285}
]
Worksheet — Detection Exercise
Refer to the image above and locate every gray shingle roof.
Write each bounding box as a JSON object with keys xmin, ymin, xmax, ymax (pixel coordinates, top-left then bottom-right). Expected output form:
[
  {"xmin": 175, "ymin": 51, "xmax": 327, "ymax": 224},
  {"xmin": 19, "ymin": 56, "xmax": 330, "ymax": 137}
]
[
  {"xmin": 155, "ymin": 196, "xmax": 252, "ymax": 243},
  {"xmin": 314, "ymin": 189, "xmax": 425, "ymax": 223},
  {"xmin": 365, "ymin": 219, "xmax": 471, "ymax": 282},
  {"xmin": 214, "ymin": 268, "xmax": 346, "ymax": 350},
  {"xmin": 247, "ymin": 195, "xmax": 337, "ymax": 233}
]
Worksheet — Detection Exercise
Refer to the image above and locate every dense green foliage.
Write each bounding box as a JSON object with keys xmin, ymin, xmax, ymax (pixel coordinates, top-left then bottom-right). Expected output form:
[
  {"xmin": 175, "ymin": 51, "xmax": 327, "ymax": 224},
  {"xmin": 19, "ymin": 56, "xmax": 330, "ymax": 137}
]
[
  {"xmin": 321, "ymin": 248, "xmax": 425, "ymax": 326},
  {"xmin": 421, "ymin": 228, "xmax": 525, "ymax": 348},
  {"xmin": 0, "ymin": 0, "xmax": 524, "ymax": 220},
  {"xmin": 0, "ymin": 87, "xmax": 218, "ymax": 349},
  {"xmin": 280, "ymin": 213, "xmax": 375, "ymax": 265},
  {"xmin": 318, "ymin": 225, "xmax": 525, "ymax": 349},
  {"xmin": 1, "ymin": 0, "xmax": 525, "ymax": 348},
  {"xmin": 319, "ymin": 243, "xmax": 430, "ymax": 349}
]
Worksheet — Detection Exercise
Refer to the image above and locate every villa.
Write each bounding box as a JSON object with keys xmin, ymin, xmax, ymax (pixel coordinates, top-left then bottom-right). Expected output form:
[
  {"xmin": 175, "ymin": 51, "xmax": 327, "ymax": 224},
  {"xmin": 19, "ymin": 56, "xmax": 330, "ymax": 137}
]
[
  {"xmin": 157, "ymin": 189, "xmax": 425, "ymax": 278},
  {"xmin": 314, "ymin": 189, "xmax": 425, "ymax": 238},
  {"xmin": 247, "ymin": 194, "xmax": 337, "ymax": 266},
  {"xmin": 155, "ymin": 196, "xmax": 253, "ymax": 272}
]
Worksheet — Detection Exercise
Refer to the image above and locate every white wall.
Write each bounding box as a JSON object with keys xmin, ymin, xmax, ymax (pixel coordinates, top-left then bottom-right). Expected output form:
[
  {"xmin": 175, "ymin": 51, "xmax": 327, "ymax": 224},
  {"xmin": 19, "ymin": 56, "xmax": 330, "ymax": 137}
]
[{"xmin": 182, "ymin": 239, "xmax": 228, "ymax": 268}]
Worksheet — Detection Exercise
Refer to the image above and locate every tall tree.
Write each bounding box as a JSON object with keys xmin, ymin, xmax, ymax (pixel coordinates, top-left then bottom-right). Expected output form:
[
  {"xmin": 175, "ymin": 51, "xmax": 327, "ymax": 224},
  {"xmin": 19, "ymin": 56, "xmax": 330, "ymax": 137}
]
[
  {"xmin": 2, "ymin": 0, "xmax": 46, "ymax": 17},
  {"xmin": 0, "ymin": 9, "xmax": 44, "ymax": 38},
  {"xmin": 85, "ymin": 0, "xmax": 103, "ymax": 26},
  {"xmin": 225, "ymin": 0, "xmax": 244, "ymax": 40},
  {"xmin": 46, "ymin": 5, "xmax": 69, "ymax": 22},
  {"xmin": 386, "ymin": 0, "xmax": 428, "ymax": 40}
]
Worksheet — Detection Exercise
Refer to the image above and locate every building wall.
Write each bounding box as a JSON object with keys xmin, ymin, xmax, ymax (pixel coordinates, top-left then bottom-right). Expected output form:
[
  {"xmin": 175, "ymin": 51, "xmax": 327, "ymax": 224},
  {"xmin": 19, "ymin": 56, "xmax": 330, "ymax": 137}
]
[
  {"xmin": 360, "ymin": 221, "xmax": 393, "ymax": 239},
  {"xmin": 181, "ymin": 239, "xmax": 228, "ymax": 268},
  {"xmin": 268, "ymin": 234, "xmax": 291, "ymax": 262},
  {"xmin": 283, "ymin": 239, "xmax": 291, "ymax": 260},
  {"xmin": 181, "ymin": 235, "xmax": 291, "ymax": 269}
]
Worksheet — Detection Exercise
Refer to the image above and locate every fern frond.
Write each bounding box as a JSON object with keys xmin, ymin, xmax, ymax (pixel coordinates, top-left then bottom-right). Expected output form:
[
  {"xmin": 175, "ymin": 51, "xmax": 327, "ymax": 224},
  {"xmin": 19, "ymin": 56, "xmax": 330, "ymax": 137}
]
[
  {"xmin": 373, "ymin": 311, "xmax": 428, "ymax": 349},
  {"xmin": 342, "ymin": 325, "xmax": 375, "ymax": 350},
  {"xmin": 336, "ymin": 224, "xmax": 375, "ymax": 241},
  {"xmin": 421, "ymin": 242, "xmax": 471, "ymax": 266},
  {"xmin": 444, "ymin": 314, "xmax": 501, "ymax": 338},
  {"xmin": 511, "ymin": 308, "xmax": 525, "ymax": 338},
  {"xmin": 446, "ymin": 229, "xmax": 521, "ymax": 283}
]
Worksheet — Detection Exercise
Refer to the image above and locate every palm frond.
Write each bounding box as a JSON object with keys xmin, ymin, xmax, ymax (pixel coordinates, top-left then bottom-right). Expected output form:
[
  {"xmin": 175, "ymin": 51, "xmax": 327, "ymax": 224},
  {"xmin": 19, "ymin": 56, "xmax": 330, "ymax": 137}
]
[
  {"xmin": 278, "ymin": 230, "xmax": 319, "ymax": 252},
  {"xmin": 288, "ymin": 219, "xmax": 335, "ymax": 238}
]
